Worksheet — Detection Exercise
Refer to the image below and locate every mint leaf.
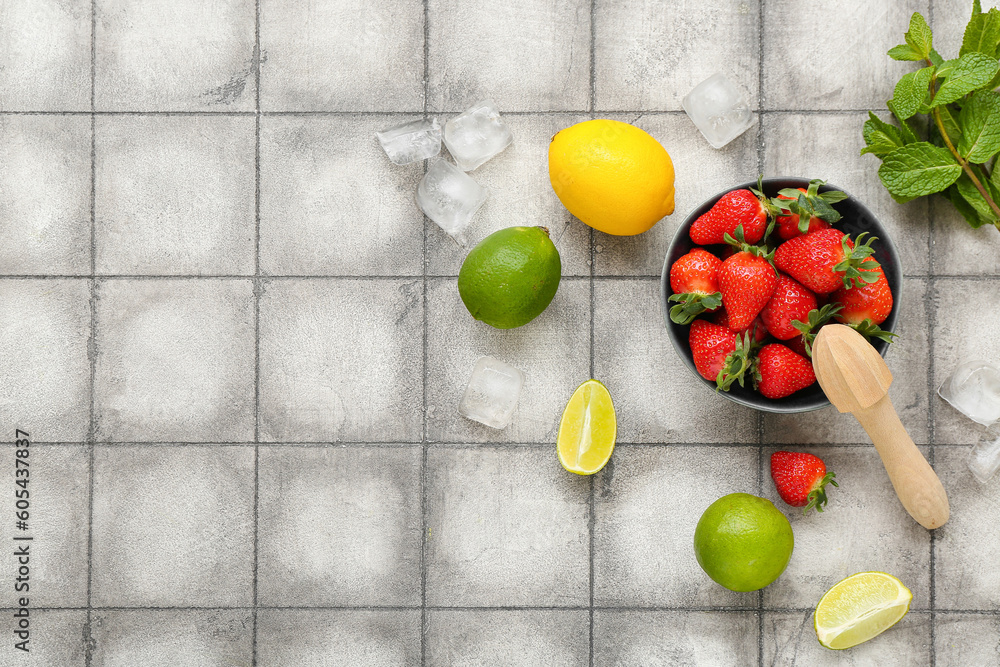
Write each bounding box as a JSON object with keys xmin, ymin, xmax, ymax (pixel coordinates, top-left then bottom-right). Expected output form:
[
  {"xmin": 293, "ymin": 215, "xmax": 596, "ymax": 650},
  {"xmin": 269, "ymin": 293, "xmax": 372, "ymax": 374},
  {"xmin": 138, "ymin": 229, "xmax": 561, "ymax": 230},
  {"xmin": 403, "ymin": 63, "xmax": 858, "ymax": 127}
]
[
  {"xmin": 862, "ymin": 134, "xmax": 904, "ymax": 157},
  {"xmin": 904, "ymin": 13, "xmax": 934, "ymax": 60},
  {"xmin": 932, "ymin": 52, "xmax": 1000, "ymax": 107},
  {"xmin": 864, "ymin": 111, "xmax": 904, "ymax": 144},
  {"xmin": 935, "ymin": 58, "xmax": 958, "ymax": 81},
  {"xmin": 961, "ymin": 7, "xmax": 1000, "ymax": 58},
  {"xmin": 959, "ymin": 90, "xmax": 1000, "ymax": 162},
  {"xmin": 945, "ymin": 183, "xmax": 987, "ymax": 228},
  {"xmin": 929, "ymin": 48, "xmax": 945, "ymax": 67},
  {"xmin": 861, "ymin": 112, "xmax": 906, "ymax": 157},
  {"xmin": 878, "ymin": 142, "xmax": 962, "ymax": 197},
  {"xmin": 886, "ymin": 99, "xmax": 920, "ymax": 143},
  {"xmin": 991, "ymin": 156, "xmax": 1000, "ymax": 192},
  {"xmin": 955, "ymin": 173, "xmax": 999, "ymax": 226},
  {"xmin": 888, "ymin": 44, "xmax": 923, "ymax": 61},
  {"xmin": 892, "ymin": 66, "xmax": 935, "ymax": 119},
  {"xmin": 936, "ymin": 104, "xmax": 963, "ymax": 147}
]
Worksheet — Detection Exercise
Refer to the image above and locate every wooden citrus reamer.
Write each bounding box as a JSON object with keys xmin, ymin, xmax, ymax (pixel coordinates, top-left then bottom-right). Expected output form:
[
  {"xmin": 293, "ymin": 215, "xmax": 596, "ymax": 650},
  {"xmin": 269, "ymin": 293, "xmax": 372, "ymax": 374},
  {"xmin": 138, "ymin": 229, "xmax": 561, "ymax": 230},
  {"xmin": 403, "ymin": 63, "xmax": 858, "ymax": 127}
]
[{"xmin": 811, "ymin": 324, "xmax": 949, "ymax": 529}]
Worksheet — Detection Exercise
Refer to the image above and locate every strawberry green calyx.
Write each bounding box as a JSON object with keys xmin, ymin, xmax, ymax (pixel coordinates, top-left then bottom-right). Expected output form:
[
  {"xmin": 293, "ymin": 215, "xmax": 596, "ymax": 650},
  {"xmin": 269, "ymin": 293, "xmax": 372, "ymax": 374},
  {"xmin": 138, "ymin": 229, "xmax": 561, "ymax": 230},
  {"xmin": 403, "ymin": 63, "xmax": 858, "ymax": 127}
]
[
  {"xmin": 772, "ymin": 179, "xmax": 849, "ymax": 234},
  {"xmin": 849, "ymin": 318, "xmax": 899, "ymax": 344},
  {"xmin": 750, "ymin": 174, "xmax": 784, "ymax": 220},
  {"xmin": 803, "ymin": 471, "xmax": 839, "ymax": 515},
  {"xmin": 668, "ymin": 291, "xmax": 723, "ymax": 325},
  {"xmin": 716, "ymin": 332, "xmax": 760, "ymax": 392},
  {"xmin": 723, "ymin": 226, "xmax": 777, "ymax": 267},
  {"xmin": 791, "ymin": 303, "xmax": 843, "ymax": 357},
  {"xmin": 832, "ymin": 232, "xmax": 882, "ymax": 289}
]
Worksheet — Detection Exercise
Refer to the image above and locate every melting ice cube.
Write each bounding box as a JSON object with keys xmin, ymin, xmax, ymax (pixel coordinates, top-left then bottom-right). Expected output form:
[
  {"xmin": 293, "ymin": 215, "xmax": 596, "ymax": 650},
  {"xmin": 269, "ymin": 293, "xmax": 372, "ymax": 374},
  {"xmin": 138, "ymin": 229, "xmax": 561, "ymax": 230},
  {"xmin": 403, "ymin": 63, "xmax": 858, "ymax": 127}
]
[
  {"xmin": 682, "ymin": 72, "xmax": 755, "ymax": 149},
  {"xmin": 376, "ymin": 118, "xmax": 442, "ymax": 165},
  {"xmin": 459, "ymin": 356, "xmax": 525, "ymax": 429},
  {"xmin": 938, "ymin": 360, "xmax": 1000, "ymax": 426},
  {"xmin": 969, "ymin": 426, "xmax": 1000, "ymax": 483},
  {"xmin": 416, "ymin": 158, "xmax": 488, "ymax": 247},
  {"xmin": 444, "ymin": 100, "xmax": 513, "ymax": 171}
]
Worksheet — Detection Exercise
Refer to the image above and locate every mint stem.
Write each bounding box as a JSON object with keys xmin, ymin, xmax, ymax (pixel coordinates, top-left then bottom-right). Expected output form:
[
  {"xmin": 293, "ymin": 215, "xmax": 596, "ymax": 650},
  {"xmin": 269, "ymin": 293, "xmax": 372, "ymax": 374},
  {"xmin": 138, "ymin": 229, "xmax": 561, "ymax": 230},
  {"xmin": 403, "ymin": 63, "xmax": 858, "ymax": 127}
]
[{"xmin": 925, "ymin": 59, "xmax": 1000, "ymax": 231}]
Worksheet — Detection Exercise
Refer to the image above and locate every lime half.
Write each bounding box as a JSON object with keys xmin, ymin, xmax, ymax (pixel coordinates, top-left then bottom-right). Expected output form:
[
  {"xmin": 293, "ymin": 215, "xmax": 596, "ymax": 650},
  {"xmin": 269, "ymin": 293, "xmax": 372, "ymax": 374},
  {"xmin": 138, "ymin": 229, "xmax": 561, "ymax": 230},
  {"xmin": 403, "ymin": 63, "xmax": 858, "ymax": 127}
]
[
  {"xmin": 814, "ymin": 571, "xmax": 912, "ymax": 650},
  {"xmin": 557, "ymin": 380, "xmax": 616, "ymax": 475}
]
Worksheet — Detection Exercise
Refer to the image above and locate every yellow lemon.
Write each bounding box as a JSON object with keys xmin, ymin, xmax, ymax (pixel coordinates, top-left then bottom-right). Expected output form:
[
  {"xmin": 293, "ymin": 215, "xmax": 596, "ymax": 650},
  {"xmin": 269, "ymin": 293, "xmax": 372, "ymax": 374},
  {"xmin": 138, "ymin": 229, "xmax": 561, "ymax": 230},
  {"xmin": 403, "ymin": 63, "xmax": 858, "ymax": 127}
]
[
  {"xmin": 557, "ymin": 380, "xmax": 616, "ymax": 475},
  {"xmin": 814, "ymin": 572, "xmax": 912, "ymax": 650},
  {"xmin": 548, "ymin": 119, "xmax": 675, "ymax": 236}
]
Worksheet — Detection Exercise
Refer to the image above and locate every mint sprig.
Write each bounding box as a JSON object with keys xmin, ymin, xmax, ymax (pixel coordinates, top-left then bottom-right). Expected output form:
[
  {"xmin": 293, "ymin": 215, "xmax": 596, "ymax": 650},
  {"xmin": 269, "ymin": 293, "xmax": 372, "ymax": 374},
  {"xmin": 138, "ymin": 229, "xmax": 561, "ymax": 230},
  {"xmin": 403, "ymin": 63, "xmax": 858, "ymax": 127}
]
[{"xmin": 863, "ymin": 2, "xmax": 1000, "ymax": 231}]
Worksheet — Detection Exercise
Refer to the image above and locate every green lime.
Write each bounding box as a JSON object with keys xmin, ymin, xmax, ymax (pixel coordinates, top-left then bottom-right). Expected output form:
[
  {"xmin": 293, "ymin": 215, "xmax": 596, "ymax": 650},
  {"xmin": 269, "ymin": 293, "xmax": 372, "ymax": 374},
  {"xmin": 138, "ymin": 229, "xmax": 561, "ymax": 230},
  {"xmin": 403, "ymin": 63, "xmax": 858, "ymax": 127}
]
[
  {"xmin": 693, "ymin": 493, "xmax": 794, "ymax": 592},
  {"xmin": 458, "ymin": 226, "xmax": 562, "ymax": 329}
]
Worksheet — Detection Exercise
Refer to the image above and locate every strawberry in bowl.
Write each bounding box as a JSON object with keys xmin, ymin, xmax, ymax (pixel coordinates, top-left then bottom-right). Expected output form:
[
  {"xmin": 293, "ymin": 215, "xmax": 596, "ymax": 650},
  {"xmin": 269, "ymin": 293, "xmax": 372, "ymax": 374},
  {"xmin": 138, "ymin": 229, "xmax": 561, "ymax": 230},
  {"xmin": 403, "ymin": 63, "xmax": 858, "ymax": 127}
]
[{"xmin": 660, "ymin": 178, "xmax": 901, "ymax": 413}]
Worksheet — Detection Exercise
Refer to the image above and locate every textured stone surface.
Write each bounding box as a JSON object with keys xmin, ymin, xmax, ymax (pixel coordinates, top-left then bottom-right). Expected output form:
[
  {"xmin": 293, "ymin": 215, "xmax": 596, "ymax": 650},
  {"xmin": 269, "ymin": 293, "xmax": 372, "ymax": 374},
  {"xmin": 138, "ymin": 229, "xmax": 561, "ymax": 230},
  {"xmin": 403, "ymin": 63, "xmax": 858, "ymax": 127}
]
[
  {"xmin": 2, "ymin": 0, "xmax": 996, "ymax": 664},
  {"xmin": 90, "ymin": 446, "xmax": 255, "ymax": 606}
]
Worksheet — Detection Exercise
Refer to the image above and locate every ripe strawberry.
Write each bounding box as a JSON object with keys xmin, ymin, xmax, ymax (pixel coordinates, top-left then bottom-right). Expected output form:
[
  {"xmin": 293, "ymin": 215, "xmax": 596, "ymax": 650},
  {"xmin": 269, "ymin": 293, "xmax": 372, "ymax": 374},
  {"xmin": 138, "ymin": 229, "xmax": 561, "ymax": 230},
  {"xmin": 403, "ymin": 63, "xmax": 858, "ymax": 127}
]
[
  {"xmin": 831, "ymin": 265, "xmax": 893, "ymax": 325},
  {"xmin": 774, "ymin": 229, "xmax": 880, "ymax": 294},
  {"xmin": 712, "ymin": 309, "xmax": 768, "ymax": 343},
  {"xmin": 775, "ymin": 190, "xmax": 831, "ymax": 240},
  {"xmin": 770, "ymin": 450, "xmax": 838, "ymax": 514},
  {"xmin": 689, "ymin": 188, "xmax": 773, "ymax": 245},
  {"xmin": 718, "ymin": 248, "xmax": 778, "ymax": 331},
  {"xmin": 785, "ymin": 334, "xmax": 809, "ymax": 358},
  {"xmin": 760, "ymin": 274, "xmax": 817, "ymax": 340},
  {"xmin": 754, "ymin": 343, "xmax": 816, "ymax": 399},
  {"xmin": 688, "ymin": 319, "xmax": 737, "ymax": 382},
  {"xmin": 785, "ymin": 303, "xmax": 842, "ymax": 357},
  {"xmin": 772, "ymin": 179, "xmax": 847, "ymax": 240},
  {"xmin": 668, "ymin": 248, "xmax": 722, "ymax": 325}
]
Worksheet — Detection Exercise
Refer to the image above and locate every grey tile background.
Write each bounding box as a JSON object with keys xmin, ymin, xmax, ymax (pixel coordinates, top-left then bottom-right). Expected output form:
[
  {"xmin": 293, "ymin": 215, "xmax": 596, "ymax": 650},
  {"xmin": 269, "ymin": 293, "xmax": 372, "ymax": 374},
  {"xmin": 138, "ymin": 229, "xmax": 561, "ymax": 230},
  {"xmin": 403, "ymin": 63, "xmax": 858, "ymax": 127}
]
[{"xmin": 1, "ymin": 0, "xmax": 998, "ymax": 664}]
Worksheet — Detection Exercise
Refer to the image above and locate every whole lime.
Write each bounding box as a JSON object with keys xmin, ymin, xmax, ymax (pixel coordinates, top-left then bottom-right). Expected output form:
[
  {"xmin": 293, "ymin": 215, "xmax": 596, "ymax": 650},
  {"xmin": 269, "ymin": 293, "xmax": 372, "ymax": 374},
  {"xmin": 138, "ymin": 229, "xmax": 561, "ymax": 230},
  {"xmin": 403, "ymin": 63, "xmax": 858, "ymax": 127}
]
[
  {"xmin": 693, "ymin": 493, "xmax": 794, "ymax": 592},
  {"xmin": 458, "ymin": 226, "xmax": 562, "ymax": 329}
]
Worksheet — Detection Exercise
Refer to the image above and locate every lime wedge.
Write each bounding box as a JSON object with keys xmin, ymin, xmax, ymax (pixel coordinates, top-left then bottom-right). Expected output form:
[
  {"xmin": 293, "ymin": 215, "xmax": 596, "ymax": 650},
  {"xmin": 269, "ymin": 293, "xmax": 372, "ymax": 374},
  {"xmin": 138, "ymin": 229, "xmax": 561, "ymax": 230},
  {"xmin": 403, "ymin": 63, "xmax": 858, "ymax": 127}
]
[
  {"xmin": 557, "ymin": 380, "xmax": 616, "ymax": 475},
  {"xmin": 814, "ymin": 571, "xmax": 912, "ymax": 650}
]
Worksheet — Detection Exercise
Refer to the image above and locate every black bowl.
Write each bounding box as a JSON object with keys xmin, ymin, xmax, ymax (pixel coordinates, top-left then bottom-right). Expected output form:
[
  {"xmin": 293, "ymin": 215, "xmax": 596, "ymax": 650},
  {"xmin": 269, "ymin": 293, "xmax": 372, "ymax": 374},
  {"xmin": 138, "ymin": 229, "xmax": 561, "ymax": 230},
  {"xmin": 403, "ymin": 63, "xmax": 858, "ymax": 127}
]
[{"xmin": 660, "ymin": 178, "xmax": 902, "ymax": 413}]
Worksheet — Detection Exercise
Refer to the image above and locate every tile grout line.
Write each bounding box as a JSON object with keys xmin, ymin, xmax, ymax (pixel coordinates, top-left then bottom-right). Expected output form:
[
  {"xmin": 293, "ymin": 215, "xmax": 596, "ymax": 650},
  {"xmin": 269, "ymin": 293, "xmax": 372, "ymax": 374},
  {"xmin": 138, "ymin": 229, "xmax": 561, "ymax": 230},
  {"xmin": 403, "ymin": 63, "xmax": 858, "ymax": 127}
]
[
  {"xmin": 15, "ymin": 440, "xmax": 973, "ymax": 449},
  {"xmin": 0, "ymin": 272, "xmax": 982, "ymax": 281},
  {"xmin": 13, "ymin": 439, "xmax": 960, "ymax": 448},
  {"xmin": 926, "ymin": 3, "xmax": 936, "ymax": 664},
  {"xmin": 588, "ymin": 0, "xmax": 597, "ymax": 663},
  {"xmin": 756, "ymin": 1, "xmax": 766, "ymax": 664},
  {"xmin": 0, "ymin": 108, "xmax": 898, "ymax": 117},
  {"xmin": 251, "ymin": 0, "xmax": 262, "ymax": 663},
  {"xmin": 85, "ymin": 0, "xmax": 97, "ymax": 662},
  {"xmin": 421, "ymin": 0, "xmax": 430, "ymax": 663},
  {"xmin": 5, "ymin": 604, "xmax": 987, "ymax": 613}
]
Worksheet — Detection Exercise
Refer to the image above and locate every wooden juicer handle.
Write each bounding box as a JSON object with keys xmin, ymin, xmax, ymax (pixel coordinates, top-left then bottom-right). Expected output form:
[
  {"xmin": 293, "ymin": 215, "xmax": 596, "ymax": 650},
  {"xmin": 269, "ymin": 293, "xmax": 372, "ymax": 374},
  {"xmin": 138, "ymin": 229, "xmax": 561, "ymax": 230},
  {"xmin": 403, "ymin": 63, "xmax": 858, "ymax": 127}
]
[{"xmin": 812, "ymin": 325, "xmax": 949, "ymax": 530}]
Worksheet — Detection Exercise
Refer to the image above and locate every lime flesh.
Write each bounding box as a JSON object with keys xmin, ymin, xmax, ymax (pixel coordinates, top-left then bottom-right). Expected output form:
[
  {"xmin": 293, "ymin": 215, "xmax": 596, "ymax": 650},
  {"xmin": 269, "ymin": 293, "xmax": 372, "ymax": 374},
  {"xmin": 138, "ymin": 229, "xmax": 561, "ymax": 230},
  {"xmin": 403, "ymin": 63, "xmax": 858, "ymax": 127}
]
[
  {"xmin": 814, "ymin": 571, "xmax": 912, "ymax": 649},
  {"xmin": 557, "ymin": 379, "xmax": 616, "ymax": 475}
]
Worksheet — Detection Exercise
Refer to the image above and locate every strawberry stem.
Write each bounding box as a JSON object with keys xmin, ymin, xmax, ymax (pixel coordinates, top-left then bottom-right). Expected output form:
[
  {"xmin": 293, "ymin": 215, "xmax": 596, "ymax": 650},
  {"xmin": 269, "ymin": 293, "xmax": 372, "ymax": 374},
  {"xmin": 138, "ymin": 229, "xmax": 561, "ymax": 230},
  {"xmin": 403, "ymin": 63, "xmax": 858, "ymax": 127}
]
[
  {"xmin": 803, "ymin": 471, "xmax": 838, "ymax": 515},
  {"xmin": 791, "ymin": 304, "xmax": 843, "ymax": 357},
  {"xmin": 716, "ymin": 332, "xmax": 759, "ymax": 392},
  {"xmin": 668, "ymin": 291, "xmax": 722, "ymax": 325},
  {"xmin": 832, "ymin": 232, "xmax": 881, "ymax": 289}
]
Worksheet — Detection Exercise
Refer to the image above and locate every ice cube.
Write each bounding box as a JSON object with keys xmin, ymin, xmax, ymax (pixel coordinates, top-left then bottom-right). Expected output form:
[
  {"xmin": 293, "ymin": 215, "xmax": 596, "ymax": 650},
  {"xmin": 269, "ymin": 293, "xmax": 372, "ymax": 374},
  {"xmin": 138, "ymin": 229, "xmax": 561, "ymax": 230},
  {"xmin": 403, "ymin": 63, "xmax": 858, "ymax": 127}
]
[
  {"xmin": 443, "ymin": 100, "xmax": 513, "ymax": 171},
  {"xmin": 938, "ymin": 360, "xmax": 1000, "ymax": 426},
  {"xmin": 376, "ymin": 118, "xmax": 442, "ymax": 165},
  {"xmin": 416, "ymin": 158, "xmax": 488, "ymax": 246},
  {"xmin": 969, "ymin": 425, "xmax": 1000, "ymax": 482},
  {"xmin": 458, "ymin": 356, "xmax": 525, "ymax": 429},
  {"xmin": 682, "ymin": 72, "xmax": 755, "ymax": 149}
]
